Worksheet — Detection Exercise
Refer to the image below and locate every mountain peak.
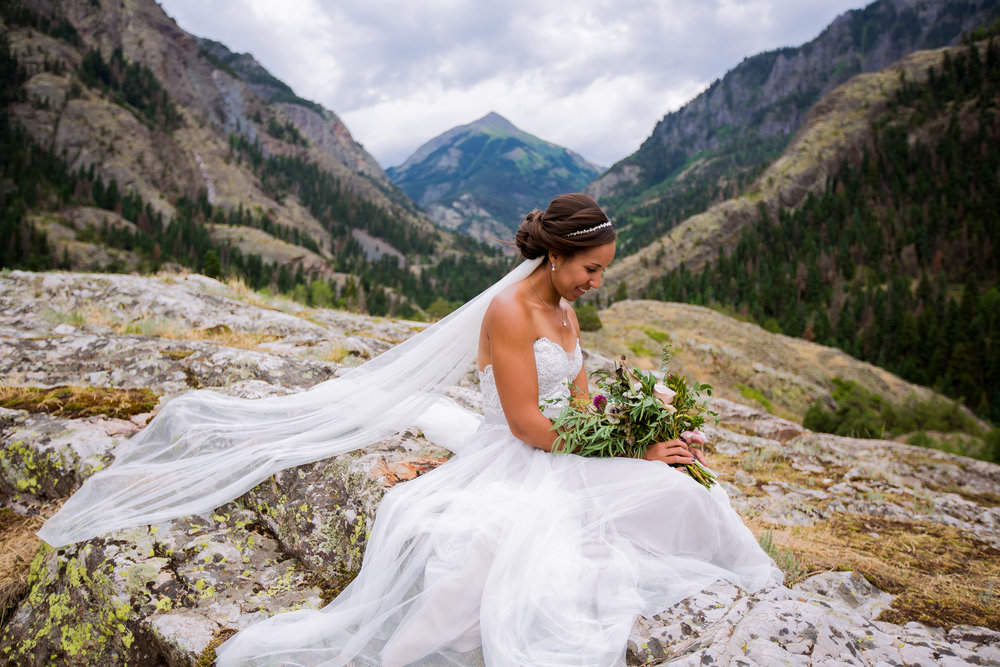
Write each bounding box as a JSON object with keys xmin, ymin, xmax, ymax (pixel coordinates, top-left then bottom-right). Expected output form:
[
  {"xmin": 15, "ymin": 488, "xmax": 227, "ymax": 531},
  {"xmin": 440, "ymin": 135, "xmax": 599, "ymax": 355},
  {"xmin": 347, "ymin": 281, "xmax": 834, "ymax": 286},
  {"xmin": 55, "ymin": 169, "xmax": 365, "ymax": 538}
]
[
  {"xmin": 387, "ymin": 113, "xmax": 602, "ymax": 240},
  {"xmin": 469, "ymin": 111, "xmax": 517, "ymax": 133}
]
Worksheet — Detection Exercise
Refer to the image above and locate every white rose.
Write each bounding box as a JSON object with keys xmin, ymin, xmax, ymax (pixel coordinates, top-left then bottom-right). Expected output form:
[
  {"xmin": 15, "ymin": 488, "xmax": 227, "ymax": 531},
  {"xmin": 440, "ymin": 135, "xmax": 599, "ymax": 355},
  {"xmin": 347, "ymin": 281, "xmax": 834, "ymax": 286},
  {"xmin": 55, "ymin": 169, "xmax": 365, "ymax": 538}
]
[{"xmin": 652, "ymin": 383, "xmax": 676, "ymax": 407}]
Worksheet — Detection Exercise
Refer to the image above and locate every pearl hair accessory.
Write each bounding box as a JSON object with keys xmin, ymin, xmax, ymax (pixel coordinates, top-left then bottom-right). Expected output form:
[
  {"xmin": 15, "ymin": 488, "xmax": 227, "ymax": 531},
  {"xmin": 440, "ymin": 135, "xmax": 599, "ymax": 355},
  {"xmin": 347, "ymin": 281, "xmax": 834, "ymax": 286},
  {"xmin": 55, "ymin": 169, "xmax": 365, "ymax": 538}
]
[{"xmin": 564, "ymin": 220, "xmax": 613, "ymax": 237}]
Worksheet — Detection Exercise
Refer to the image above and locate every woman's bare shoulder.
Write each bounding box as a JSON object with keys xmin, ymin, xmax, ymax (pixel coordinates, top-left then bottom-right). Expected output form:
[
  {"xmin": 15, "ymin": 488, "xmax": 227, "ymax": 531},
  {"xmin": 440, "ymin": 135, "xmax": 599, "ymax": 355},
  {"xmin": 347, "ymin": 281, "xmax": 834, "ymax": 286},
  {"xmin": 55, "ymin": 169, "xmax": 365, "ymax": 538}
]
[{"xmin": 484, "ymin": 283, "xmax": 532, "ymax": 337}]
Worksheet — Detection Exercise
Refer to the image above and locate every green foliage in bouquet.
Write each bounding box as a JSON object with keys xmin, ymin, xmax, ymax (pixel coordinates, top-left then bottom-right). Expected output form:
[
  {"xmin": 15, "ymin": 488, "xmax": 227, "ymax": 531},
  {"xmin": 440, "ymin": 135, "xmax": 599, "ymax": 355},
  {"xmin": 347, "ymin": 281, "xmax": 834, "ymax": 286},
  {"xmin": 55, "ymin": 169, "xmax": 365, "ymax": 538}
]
[{"xmin": 549, "ymin": 346, "xmax": 718, "ymax": 488}]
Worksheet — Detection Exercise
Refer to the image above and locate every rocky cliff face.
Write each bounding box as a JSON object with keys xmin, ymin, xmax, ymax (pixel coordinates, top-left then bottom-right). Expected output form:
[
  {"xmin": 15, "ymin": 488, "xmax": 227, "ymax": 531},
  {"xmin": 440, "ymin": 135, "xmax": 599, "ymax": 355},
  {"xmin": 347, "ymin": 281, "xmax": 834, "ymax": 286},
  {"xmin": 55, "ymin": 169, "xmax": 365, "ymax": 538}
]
[
  {"xmin": 588, "ymin": 0, "xmax": 1000, "ymax": 227},
  {"xmin": 195, "ymin": 37, "xmax": 397, "ymax": 192},
  {"xmin": 388, "ymin": 112, "xmax": 602, "ymax": 241},
  {"xmin": 2, "ymin": 271, "xmax": 998, "ymax": 664}
]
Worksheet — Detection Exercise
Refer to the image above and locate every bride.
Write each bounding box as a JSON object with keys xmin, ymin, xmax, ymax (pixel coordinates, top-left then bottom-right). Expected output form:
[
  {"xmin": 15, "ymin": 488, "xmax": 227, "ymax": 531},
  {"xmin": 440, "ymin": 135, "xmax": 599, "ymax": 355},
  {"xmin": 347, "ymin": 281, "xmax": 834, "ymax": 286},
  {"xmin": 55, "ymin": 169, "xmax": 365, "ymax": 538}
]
[{"xmin": 39, "ymin": 193, "xmax": 780, "ymax": 665}]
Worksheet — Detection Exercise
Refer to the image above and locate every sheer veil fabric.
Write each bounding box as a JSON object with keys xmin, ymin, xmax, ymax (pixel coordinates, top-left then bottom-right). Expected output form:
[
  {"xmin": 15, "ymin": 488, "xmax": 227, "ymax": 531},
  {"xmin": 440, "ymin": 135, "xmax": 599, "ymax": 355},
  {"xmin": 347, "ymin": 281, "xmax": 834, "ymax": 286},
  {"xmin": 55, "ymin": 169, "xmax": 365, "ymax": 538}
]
[{"xmin": 37, "ymin": 257, "xmax": 544, "ymax": 547}]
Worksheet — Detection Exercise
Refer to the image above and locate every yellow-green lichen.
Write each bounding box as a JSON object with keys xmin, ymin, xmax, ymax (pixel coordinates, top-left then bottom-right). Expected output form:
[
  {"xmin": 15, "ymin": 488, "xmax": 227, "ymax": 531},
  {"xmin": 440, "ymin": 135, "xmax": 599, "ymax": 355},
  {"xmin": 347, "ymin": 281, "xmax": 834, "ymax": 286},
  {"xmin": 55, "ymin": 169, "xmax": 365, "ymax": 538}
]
[
  {"xmin": 1, "ymin": 439, "xmax": 68, "ymax": 496},
  {"xmin": 3, "ymin": 543, "xmax": 141, "ymax": 664}
]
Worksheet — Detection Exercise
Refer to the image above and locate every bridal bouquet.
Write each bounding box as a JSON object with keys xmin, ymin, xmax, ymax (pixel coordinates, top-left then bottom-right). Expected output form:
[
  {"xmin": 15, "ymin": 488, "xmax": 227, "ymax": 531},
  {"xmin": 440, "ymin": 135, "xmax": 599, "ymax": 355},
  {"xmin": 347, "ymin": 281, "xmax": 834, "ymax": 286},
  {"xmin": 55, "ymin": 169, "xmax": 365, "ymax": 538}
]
[{"xmin": 549, "ymin": 347, "xmax": 718, "ymax": 489}]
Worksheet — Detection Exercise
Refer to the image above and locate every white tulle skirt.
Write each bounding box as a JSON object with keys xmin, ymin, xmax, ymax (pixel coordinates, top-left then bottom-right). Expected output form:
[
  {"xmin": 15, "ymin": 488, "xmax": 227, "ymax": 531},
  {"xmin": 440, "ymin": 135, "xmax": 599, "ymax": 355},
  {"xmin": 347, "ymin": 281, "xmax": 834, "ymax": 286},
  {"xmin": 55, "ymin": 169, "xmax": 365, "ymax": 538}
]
[{"xmin": 216, "ymin": 406, "xmax": 781, "ymax": 666}]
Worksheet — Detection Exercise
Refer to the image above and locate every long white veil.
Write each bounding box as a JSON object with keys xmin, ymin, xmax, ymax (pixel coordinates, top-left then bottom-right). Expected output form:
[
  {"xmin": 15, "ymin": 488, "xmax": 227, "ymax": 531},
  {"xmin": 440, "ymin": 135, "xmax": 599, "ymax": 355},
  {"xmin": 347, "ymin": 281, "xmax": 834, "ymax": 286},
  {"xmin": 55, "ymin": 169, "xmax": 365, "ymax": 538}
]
[{"xmin": 37, "ymin": 257, "xmax": 543, "ymax": 547}]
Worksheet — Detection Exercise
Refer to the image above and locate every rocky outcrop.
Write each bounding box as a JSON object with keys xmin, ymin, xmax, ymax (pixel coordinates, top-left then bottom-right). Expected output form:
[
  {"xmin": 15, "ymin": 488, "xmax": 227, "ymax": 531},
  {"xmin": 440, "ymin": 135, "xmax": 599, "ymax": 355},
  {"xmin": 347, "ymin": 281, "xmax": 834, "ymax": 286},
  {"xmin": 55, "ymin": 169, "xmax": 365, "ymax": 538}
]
[
  {"xmin": 629, "ymin": 574, "xmax": 1000, "ymax": 665},
  {"xmin": 2, "ymin": 271, "xmax": 999, "ymax": 665}
]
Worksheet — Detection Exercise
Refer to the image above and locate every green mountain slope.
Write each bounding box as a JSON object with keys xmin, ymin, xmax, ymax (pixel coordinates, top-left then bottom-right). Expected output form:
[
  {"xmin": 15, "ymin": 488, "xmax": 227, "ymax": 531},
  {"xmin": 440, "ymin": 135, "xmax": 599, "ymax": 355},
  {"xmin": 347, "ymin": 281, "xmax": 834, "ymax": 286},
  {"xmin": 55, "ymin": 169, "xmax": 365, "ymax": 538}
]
[
  {"xmin": 591, "ymin": 0, "xmax": 1000, "ymax": 256},
  {"xmin": 387, "ymin": 112, "xmax": 602, "ymax": 241},
  {"xmin": 641, "ymin": 32, "xmax": 1000, "ymax": 427}
]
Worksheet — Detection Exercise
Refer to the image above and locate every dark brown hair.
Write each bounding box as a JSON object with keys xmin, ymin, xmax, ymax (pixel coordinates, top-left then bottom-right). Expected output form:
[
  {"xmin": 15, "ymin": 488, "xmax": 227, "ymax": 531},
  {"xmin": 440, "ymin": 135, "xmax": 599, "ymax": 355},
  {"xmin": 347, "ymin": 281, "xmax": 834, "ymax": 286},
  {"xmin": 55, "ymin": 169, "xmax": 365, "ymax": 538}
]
[{"xmin": 514, "ymin": 193, "xmax": 616, "ymax": 260}]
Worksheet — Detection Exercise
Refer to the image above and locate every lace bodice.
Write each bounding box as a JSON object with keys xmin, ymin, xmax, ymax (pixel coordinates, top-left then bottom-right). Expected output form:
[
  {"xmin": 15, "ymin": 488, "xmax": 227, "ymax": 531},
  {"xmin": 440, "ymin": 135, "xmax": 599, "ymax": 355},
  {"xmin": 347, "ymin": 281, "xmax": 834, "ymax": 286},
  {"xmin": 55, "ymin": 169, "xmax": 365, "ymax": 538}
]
[{"xmin": 479, "ymin": 337, "xmax": 584, "ymax": 424}]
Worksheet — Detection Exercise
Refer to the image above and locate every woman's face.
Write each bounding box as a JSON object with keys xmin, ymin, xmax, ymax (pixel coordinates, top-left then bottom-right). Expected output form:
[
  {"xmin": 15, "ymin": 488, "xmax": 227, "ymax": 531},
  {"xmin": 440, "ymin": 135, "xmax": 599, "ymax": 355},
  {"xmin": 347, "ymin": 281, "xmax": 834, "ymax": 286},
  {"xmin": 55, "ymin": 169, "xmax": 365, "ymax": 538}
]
[{"xmin": 550, "ymin": 241, "xmax": 616, "ymax": 301}]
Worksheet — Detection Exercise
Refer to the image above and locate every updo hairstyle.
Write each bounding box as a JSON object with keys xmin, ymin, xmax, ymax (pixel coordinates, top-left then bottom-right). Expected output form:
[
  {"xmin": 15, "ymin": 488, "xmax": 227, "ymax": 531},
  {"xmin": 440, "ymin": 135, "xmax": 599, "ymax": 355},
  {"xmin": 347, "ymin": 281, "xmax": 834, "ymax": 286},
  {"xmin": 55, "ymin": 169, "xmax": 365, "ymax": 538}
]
[{"xmin": 514, "ymin": 193, "xmax": 616, "ymax": 261}]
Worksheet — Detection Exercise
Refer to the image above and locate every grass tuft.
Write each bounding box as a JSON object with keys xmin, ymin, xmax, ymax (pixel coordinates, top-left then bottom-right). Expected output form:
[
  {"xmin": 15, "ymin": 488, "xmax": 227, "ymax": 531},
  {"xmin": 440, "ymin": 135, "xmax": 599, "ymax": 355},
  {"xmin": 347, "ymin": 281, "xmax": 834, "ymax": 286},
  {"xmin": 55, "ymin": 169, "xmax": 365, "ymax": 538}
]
[
  {"xmin": 0, "ymin": 385, "xmax": 159, "ymax": 419},
  {"xmin": 758, "ymin": 527, "xmax": 806, "ymax": 584},
  {"xmin": 736, "ymin": 383, "xmax": 774, "ymax": 413},
  {"xmin": 41, "ymin": 305, "xmax": 282, "ymax": 351},
  {"xmin": 626, "ymin": 340, "xmax": 655, "ymax": 358},
  {"xmin": 642, "ymin": 327, "xmax": 671, "ymax": 344},
  {"xmin": 317, "ymin": 347, "xmax": 350, "ymax": 363},
  {"xmin": 740, "ymin": 447, "xmax": 777, "ymax": 474}
]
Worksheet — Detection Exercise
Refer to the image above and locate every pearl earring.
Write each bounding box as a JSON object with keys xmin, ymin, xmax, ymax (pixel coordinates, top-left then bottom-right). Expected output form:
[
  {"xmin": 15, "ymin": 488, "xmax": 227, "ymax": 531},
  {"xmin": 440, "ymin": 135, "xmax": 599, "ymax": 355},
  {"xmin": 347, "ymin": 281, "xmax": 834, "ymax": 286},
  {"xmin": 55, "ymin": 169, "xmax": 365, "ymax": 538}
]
[{"xmin": 551, "ymin": 263, "xmax": 555, "ymax": 271}]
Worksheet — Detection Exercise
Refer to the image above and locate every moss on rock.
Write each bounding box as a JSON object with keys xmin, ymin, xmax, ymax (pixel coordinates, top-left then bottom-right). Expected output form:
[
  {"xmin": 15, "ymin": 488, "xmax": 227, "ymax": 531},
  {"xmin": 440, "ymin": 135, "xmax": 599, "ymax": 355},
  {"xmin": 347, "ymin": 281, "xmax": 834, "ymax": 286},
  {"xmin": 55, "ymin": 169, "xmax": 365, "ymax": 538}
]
[{"xmin": 0, "ymin": 385, "xmax": 159, "ymax": 420}]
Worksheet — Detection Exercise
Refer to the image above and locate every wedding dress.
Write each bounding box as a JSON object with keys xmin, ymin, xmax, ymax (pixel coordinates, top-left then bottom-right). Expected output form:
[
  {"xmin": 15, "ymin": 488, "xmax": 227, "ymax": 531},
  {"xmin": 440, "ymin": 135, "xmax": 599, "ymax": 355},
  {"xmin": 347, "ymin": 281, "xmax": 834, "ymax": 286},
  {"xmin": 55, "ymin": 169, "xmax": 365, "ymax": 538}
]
[
  {"xmin": 36, "ymin": 255, "xmax": 780, "ymax": 665},
  {"xmin": 214, "ymin": 337, "xmax": 782, "ymax": 666}
]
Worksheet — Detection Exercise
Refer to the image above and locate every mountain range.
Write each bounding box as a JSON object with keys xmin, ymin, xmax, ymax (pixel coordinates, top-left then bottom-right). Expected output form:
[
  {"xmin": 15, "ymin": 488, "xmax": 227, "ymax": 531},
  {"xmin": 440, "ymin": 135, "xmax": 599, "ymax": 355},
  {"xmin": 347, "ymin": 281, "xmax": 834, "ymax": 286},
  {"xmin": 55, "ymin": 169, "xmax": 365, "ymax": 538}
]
[
  {"xmin": 590, "ymin": 0, "xmax": 1000, "ymax": 255},
  {"xmin": 387, "ymin": 112, "xmax": 602, "ymax": 241}
]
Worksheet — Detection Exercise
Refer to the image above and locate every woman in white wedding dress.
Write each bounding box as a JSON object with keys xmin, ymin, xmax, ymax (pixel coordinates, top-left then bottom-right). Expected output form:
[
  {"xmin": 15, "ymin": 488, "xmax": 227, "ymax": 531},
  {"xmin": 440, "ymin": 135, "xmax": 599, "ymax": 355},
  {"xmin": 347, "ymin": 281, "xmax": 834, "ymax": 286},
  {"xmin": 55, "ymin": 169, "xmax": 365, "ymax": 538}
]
[
  {"xmin": 37, "ymin": 193, "xmax": 779, "ymax": 666},
  {"xmin": 210, "ymin": 194, "xmax": 782, "ymax": 666}
]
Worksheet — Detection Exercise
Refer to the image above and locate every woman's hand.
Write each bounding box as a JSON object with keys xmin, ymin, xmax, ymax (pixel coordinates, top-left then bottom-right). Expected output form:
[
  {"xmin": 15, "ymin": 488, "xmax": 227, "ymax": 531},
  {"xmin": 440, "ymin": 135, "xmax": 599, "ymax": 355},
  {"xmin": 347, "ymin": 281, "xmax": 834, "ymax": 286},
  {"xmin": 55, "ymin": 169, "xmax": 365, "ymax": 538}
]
[
  {"xmin": 644, "ymin": 439, "xmax": 696, "ymax": 466},
  {"xmin": 679, "ymin": 430, "xmax": 709, "ymax": 466}
]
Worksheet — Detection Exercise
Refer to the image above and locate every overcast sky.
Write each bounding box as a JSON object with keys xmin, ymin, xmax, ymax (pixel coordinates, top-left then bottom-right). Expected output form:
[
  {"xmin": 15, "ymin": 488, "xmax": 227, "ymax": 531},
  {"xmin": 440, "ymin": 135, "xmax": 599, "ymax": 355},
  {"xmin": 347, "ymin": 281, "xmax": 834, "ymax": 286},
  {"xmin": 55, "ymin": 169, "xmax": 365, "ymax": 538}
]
[{"xmin": 158, "ymin": 0, "xmax": 869, "ymax": 169}]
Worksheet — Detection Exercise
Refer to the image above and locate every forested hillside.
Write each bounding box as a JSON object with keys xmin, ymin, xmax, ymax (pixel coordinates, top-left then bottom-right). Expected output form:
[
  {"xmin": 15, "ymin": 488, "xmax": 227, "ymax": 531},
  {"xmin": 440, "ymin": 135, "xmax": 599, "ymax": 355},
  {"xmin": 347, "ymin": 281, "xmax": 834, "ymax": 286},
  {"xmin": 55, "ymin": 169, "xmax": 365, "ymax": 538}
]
[
  {"xmin": 644, "ymin": 32, "xmax": 1000, "ymax": 423},
  {"xmin": 591, "ymin": 0, "xmax": 1000, "ymax": 257},
  {"xmin": 0, "ymin": 0, "xmax": 508, "ymax": 318}
]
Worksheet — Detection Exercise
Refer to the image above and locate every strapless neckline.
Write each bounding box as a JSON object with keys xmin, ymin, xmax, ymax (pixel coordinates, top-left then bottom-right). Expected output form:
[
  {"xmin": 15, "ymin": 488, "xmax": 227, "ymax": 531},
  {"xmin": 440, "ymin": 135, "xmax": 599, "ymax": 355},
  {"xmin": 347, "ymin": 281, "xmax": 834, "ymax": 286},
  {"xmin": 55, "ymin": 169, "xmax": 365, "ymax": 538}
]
[
  {"xmin": 479, "ymin": 337, "xmax": 583, "ymax": 423},
  {"xmin": 479, "ymin": 337, "xmax": 580, "ymax": 374}
]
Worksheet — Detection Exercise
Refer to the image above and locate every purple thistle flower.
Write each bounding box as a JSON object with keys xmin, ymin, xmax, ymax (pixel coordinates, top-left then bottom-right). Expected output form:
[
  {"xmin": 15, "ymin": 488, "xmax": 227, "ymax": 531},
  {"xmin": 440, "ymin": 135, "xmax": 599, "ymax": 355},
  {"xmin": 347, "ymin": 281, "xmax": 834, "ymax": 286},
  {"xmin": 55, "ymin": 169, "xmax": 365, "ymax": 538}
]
[{"xmin": 593, "ymin": 394, "xmax": 608, "ymax": 411}]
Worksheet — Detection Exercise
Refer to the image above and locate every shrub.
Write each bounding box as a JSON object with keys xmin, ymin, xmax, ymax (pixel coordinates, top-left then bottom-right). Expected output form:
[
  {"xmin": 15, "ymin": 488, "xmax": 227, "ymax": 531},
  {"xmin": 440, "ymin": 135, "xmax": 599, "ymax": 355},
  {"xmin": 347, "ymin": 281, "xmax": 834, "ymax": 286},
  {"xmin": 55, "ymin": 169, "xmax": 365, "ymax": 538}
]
[
  {"xmin": 642, "ymin": 327, "xmax": 670, "ymax": 343},
  {"xmin": 574, "ymin": 304, "xmax": 603, "ymax": 331},
  {"xmin": 804, "ymin": 377, "xmax": 997, "ymax": 461}
]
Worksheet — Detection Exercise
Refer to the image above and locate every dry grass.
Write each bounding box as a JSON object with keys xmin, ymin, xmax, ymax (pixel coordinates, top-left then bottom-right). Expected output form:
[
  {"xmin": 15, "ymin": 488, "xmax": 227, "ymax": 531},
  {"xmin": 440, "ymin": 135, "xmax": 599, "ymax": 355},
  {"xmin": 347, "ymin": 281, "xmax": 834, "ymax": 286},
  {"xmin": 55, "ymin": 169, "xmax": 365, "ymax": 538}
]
[
  {"xmin": 187, "ymin": 324, "xmax": 281, "ymax": 350},
  {"xmin": 222, "ymin": 276, "xmax": 277, "ymax": 309},
  {"xmin": 0, "ymin": 509, "xmax": 44, "ymax": 626},
  {"xmin": 748, "ymin": 514, "xmax": 1000, "ymax": 630},
  {"xmin": 717, "ymin": 442, "xmax": 1000, "ymax": 629},
  {"xmin": 44, "ymin": 305, "xmax": 281, "ymax": 351},
  {"xmin": 316, "ymin": 347, "xmax": 351, "ymax": 363},
  {"xmin": 710, "ymin": 448, "xmax": 842, "ymax": 495},
  {"xmin": 0, "ymin": 384, "xmax": 158, "ymax": 419}
]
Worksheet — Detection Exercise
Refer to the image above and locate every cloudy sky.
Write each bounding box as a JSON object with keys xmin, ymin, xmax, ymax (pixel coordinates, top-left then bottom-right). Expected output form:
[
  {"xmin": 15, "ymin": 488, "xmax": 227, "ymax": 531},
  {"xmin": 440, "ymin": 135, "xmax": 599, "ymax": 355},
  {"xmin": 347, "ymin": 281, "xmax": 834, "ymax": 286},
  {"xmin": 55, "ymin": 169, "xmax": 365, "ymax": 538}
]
[{"xmin": 158, "ymin": 0, "xmax": 869, "ymax": 169}]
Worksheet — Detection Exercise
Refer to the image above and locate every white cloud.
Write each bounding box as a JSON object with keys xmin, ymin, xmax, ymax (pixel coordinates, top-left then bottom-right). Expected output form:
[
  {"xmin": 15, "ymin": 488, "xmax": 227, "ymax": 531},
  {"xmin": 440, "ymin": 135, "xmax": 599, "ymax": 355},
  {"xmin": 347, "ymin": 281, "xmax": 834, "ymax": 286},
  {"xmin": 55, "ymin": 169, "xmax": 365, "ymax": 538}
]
[{"xmin": 158, "ymin": 0, "xmax": 867, "ymax": 167}]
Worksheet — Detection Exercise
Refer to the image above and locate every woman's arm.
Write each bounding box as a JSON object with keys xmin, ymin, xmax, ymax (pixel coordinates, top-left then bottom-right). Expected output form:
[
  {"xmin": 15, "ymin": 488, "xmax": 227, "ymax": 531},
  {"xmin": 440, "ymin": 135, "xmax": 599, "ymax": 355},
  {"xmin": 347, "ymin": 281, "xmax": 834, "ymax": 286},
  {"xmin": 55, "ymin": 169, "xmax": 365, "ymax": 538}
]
[{"xmin": 483, "ymin": 298, "xmax": 561, "ymax": 451}]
